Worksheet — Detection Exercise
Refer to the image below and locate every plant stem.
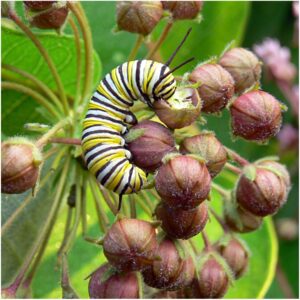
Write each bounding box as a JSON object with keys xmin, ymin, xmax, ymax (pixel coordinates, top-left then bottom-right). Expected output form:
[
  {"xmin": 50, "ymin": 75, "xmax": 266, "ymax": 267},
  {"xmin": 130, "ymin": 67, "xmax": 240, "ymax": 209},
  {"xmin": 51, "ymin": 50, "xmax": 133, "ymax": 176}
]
[
  {"xmin": 209, "ymin": 207, "xmax": 229, "ymax": 232},
  {"xmin": 58, "ymin": 168, "xmax": 83, "ymax": 261},
  {"xmin": 58, "ymin": 253, "xmax": 80, "ymax": 299},
  {"xmin": 61, "ymin": 254, "xmax": 80, "ymax": 299},
  {"xmin": 2, "ymin": 64, "xmax": 64, "ymax": 114},
  {"xmin": 133, "ymin": 194, "xmax": 152, "ymax": 217},
  {"xmin": 225, "ymin": 147, "xmax": 249, "ymax": 167},
  {"xmin": 211, "ymin": 182, "xmax": 230, "ymax": 199},
  {"xmin": 80, "ymin": 178, "xmax": 103, "ymax": 244},
  {"xmin": 189, "ymin": 239, "xmax": 200, "ymax": 256},
  {"xmin": 148, "ymin": 188, "xmax": 160, "ymax": 200},
  {"xmin": 122, "ymin": 196, "xmax": 131, "ymax": 217},
  {"xmin": 99, "ymin": 186, "xmax": 119, "ymax": 216},
  {"xmin": 224, "ymin": 162, "xmax": 242, "ymax": 174},
  {"xmin": 56, "ymin": 206, "xmax": 74, "ymax": 267},
  {"xmin": 2, "ymin": 81, "xmax": 61, "ymax": 120},
  {"xmin": 50, "ymin": 137, "xmax": 81, "ymax": 145},
  {"xmin": 68, "ymin": 16, "xmax": 82, "ymax": 113},
  {"xmin": 141, "ymin": 190, "xmax": 155, "ymax": 211},
  {"xmin": 36, "ymin": 117, "xmax": 71, "ymax": 148},
  {"xmin": 128, "ymin": 35, "xmax": 144, "ymax": 61},
  {"xmin": 129, "ymin": 194, "xmax": 137, "ymax": 218},
  {"xmin": 276, "ymin": 262, "xmax": 295, "ymax": 298},
  {"xmin": 89, "ymin": 177, "xmax": 109, "ymax": 232},
  {"xmin": 67, "ymin": 2, "xmax": 94, "ymax": 101},
  {"xmin": 201, "ymin": 230, "xmax": 211, "ymax": 250},
  {"xmin": 9, "ymin": 11, "xmax": 69, "ymax": 115},
  {"xmin": 146, "ymin": 21, "xmax": 173, "ymax": 60}
]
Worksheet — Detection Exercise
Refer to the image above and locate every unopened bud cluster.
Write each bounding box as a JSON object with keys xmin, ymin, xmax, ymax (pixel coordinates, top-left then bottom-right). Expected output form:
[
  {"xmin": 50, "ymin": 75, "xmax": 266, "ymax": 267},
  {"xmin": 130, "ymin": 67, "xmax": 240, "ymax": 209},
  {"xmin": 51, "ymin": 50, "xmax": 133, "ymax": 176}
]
[{"xmin": 2, "ymin": 1, "xmax": 290, "ymax": 299}]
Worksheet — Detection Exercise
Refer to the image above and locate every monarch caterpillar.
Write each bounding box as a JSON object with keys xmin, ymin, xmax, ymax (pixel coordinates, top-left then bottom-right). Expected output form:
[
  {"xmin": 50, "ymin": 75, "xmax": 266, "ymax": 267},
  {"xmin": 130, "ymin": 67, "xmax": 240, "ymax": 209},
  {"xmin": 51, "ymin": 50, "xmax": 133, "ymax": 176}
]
[{"xmin": 82, "ymin": 29, "xmax": 193, "ymax": 209}]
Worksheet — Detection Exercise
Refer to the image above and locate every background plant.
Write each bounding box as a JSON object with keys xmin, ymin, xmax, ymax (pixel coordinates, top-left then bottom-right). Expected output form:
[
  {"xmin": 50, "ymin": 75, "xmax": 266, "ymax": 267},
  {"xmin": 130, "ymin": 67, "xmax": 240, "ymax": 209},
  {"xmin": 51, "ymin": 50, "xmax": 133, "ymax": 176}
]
[{"xmin": 1, "ymin": 1, "xmax": 298, "ymax": 299}]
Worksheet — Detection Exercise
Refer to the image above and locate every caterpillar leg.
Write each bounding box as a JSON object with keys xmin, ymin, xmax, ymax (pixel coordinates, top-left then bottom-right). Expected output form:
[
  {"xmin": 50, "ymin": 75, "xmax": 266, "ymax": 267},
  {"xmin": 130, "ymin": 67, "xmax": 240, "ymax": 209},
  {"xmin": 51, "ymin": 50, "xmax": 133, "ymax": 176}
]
[
  {"xmin": 117, "ymin": 182, "xmax": 137, "ymax": 212},
  {"xmin": 118, "ymin": 194, "xmax": 123, "ymax": 212}
]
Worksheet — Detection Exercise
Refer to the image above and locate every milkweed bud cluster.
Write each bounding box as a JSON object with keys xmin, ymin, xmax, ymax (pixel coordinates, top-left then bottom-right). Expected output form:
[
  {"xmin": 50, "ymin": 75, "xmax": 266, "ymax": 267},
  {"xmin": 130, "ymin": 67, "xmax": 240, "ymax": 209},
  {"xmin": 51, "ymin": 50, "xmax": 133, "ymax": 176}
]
[{"xmin": 2, "ymin": 0, "xmax": 294, "ymax": 299}]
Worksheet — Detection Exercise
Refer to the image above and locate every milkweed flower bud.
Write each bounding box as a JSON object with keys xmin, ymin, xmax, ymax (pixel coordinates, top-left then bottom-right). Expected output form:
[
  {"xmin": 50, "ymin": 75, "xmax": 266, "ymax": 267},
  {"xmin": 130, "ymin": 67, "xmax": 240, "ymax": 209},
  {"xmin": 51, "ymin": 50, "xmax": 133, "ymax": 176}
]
[
  {"xmin": 219, "ymin": 47, "xmax": 262, "ymax": 94},
  {"xmin": 88, "ymin": 264, "xmax": 139, "ymax": 298},
  {"xmin": 230, "ymin": 90, "xmax": 283, "ymax": 142},
  {"xmin": 153, "ymin": 87, "xmax": 201, "ymax": 129},
  {"xmin": 216, "ymin": 237, "xmax": 249, "ymax": 279},
  {"xmin": 24, "ymin": 1, "xmax": 55, "ymax": 11},
  {"xmin": 224, "ymin": 201, "xmax": 263, "ymax": 233},
  {"xmin": 155, "ymin": 202, "xmax": 208, "ymax": 239},
  {"xmin": 162, "ymin": 1, "xmax": 203, "ymax": 20},
  {"xmin": 256, "ymin": 159, "xmax": 291, "ymax": 188},
  {"xmin": 155, "ymin": 155, "xmax": 211, "ymax": 210},
  {"xmin": 24, "ymin": 1, "xmax": 69, "ymax": 30},
  {"xmin": 142, "ymin": 238, "xmax": 195, "ymax": 290},
  {"xmin": 236, "ymin": 163, "xmax": 289, "ymax": 217},
  {"xmin": 180, "ymin": 132, "xmax": 227, "ymax": 178},
  {"xmin": 1, "ymin": 137, "xmax": 42, "ymax": 194},
  {"xmin": 116, "ymin": 1, "xmax": 163, "ymax": 36},
  {"xmin": 187, "ymin": 252, "xmax": 231, "ymax": 298},
  {"xmin": 127, "ymin": 120, "xmax": 176, "ymax": 173},
  {"xmin": 103, "ymin": 218, "xmax": 158, "ymax": 272},
  {"xmin": 189, "ymin": 63, "xmax": 235, "ymax": 113}
]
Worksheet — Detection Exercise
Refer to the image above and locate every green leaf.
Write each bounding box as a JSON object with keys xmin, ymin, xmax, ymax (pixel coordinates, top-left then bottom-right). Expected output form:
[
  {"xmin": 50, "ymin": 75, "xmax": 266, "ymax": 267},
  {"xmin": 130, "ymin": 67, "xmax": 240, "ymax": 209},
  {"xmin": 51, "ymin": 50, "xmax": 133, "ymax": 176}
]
[
  {"xmin": 1, "ymin": 21, "xmax": 101, "ymax": 137},
  {"xmin": 1, "ymin": 154, "xmax": 73, "ymax": 287}
]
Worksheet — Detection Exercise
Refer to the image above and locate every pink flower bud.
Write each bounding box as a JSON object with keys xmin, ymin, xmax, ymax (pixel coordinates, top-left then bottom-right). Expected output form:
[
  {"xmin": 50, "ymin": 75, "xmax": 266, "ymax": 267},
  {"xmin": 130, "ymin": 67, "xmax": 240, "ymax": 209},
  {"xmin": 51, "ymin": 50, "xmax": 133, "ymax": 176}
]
[
  {"xmin": 180, "ymin": 132, "xmax": 227, "ymax": 178},
  {"xmin": 1, "ymin": 138, "xmax": 42, "ymax": 194},
  {"xmin": 219, "ymin": 47, "xmax": 262, "ymax": 94},
  {"xmin": 224, "ymin": 202, "xmax": 263, "ymax": 233},
  {"xmin": 230, "ymin": 90, "xmax": 283, "ymax": 142},
  {"xmin": 155, "ymin": 155, "xmax": 211, "ymax": 210},
  {"xmin": 103, "ymin": 218, "xmax": 158, "ymax": 272},
  {"xmin": 162, "ymin": 1, "xmax": 203, "ymax": 20},
  {"xmin": 127, "ymin": 120, "xmax": 176, "ymax": 173},
  {"xmin": 142, "ymin": 238, "xmax": 195, "ymax": 290},
  {"xmin": 116, "ymin": 1, "xmax": 163, "ymax": 36},
  {"xmin": 236, "ymin": 163, "xmax": 289, "ymax": 216},
  {"xmin": 189, "ymin": 64, "xmax": 235, "ymax": 113},
  {"xmin": 155, "ymin": 202, "xmax": 208, "ymax": 239},
  {"xmin": 24, "ymin": 1, "xmax": 55, "ymax": 11},
  {"xmin": 187, "ymin": 252, "xmax": 231, "ymax": 298},
  {"xmin": 88, "ymin": 264, "xmax": 139, "ymax": 298},
  {"xmin": 217, "ymin": 237, "xmax": 249, "ymax": 279}
]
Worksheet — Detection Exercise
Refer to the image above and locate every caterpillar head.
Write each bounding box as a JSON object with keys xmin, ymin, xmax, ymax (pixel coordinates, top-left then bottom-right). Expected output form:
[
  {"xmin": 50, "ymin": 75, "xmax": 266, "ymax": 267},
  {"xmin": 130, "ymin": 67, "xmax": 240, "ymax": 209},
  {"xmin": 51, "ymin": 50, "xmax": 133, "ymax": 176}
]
[
  {"xmin": 154, "ymin": 28, "xmax": 194, "ymax": 103},
  {"xmin": 153, "ymin": 70, "xmax": 177, "ymax": 102}
]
